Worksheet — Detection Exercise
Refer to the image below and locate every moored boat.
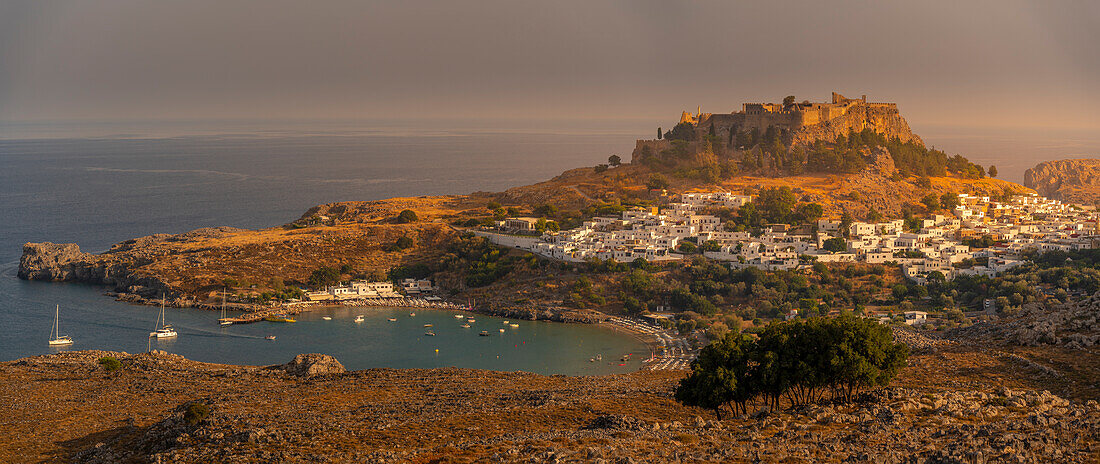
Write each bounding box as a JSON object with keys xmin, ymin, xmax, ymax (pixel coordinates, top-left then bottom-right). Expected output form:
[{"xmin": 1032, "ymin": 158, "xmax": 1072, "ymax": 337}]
[
  {"xmin": 48, "ymin": 305, "xmax": 74, "ymax": 346},
  {"xmin": 478, "ymin": 330, "xmax": 490, "ymax": 336},
  {"xmin": 322, "ymin": 316, "xmax": 332, "ymax": 321},
  {"xmin": 149, "ymin": 295, "xmax": 178, "ymax": 339},
  {"xmin": 354, "ymin": 315, "xmax": 365, "ymax": 323},
  {"xmin": 264, "ymin": 314, "xmax": 296, "ymax": 323}
]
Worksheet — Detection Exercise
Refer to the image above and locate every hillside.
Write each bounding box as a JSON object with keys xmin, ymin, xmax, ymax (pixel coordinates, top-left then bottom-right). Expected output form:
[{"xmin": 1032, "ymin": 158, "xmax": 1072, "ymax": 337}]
[
  {"xmin": 3, "ymin": 322, "xmax": 1098, "ymax": 462},
  {"xmin": 18, "ymin": 130, "xmax": 1028, "ymax": 308},
  {"xmin": 1025, "ymin": 158, "xmax": 1100, "ymax": 207}
]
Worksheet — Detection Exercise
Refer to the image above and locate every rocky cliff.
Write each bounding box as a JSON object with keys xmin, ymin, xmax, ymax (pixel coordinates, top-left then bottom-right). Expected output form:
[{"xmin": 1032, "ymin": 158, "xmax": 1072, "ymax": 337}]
[
  {"xmin": 789, "ymin": 102, "xmax": 923, "ymax": 147},
  {"xmin": 1024, "ymin": 158, "xmax": 1100, "ymax": 206}
]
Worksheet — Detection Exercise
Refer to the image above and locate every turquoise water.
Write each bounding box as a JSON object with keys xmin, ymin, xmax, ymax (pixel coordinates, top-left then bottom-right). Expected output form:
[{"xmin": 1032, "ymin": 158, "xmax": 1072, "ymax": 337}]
[{"xmin": 0, "ymin": 123, "xmax": 651, "ymax": 374}]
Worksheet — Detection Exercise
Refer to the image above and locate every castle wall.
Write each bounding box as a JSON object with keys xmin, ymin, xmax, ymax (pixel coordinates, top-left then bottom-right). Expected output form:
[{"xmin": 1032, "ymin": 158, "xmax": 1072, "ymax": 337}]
[
  {"xmin": 668, "ymin": 93, "xmax": 922, "ymax": 152},
  {"xmin": 630, "ymin": 139, "xmax": 671, "ymax": 163}
]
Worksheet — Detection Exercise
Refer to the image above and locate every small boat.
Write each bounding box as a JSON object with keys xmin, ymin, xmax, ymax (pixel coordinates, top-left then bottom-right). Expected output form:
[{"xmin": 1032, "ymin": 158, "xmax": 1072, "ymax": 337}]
[
  {"xmin": 478, "ymin": 330, "xmax": 490, "ymax": 336},
  {"xmin": 596, "ymin": 354, "xmax": 602, "ymax": 361},
  {"xmin": 264, "ymin": 314, "xmax": 296, "ymax": 323},
  {"xmin": 354, "ymin": 315, "xmax": 365, "ymax": 323},
  {"xmin": 265, "ymin": 335, "xmax": 276, "ymax": 340},
  {"xmin": 461, "ymin": 323, "xmax": 471, "ymax": 328},
  {"xmin": 219, "ymin": 288, "xmax": 232, "ymax": 326},
  {"xmin": 322, "ymin": 316, "xmax": 332, "ymax": 321},
  {"xmin": 149, "ymin": 295, "xmax": 178, "ymax": 339},
  {"xmin": 387, "ymin": 317, "xmax": 397, "ymax": 322},
  {"xmin": 424, "ymin": 331, "xmax": 436, "ymax": 336},
  {"xmin": 503, "ymin": 320, "xmax": 510, "ymax": 324},
  {"xmin": 409, "ymin": 312, "xmax": 416, "ymax": 317},
  {"xmin": 48, "ymin": 305, "xmax": 74, "ymax": 346},
  {"xmin": 454, "ymin": 314, "xmax": 464, "ymax": 319},
  {"xmin": 467, "ymin": 317, "xmax": 476, "ymax": 323},
  {"xmin": 423, "ymin": 323, "xmax": 433, "ymax": 328},
  {"xmin": 498, "ymin": 328, "xmax": 505, "ymax": 333},
  {"xmin": 509, "ymin": 323, "xmax": 519, "ymax": 328}
]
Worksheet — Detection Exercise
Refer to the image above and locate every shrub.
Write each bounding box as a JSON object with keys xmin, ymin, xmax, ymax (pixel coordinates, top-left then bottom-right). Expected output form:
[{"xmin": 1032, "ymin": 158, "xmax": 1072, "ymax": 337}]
[
  {"xmin": 183, "ymin": 402, "xmax": 210, "ymax": 426},
  {"xmin": 396, "ymin": 209, "xmax": 419, "ymax": 223},
  {"xmin": 98, "ymin": 357, "xmax": 122, "ymax": 372}
]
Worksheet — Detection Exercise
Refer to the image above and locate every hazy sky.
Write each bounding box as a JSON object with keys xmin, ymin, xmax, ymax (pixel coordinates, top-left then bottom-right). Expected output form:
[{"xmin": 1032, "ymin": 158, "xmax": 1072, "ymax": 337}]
[{"xmin": 2, "ymin": 1, "xmax": 1098, "ymax": 130}]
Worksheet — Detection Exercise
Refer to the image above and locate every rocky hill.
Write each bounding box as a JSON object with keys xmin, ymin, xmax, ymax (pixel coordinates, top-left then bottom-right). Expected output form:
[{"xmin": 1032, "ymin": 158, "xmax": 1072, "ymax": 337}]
[{"xmin": 1024, "ymin": 158, "xmax": 1100, "ymax": 206}]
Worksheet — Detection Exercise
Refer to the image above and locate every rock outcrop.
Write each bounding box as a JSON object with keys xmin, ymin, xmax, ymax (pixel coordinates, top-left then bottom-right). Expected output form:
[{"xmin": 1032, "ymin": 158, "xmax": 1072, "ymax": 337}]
[
  {"xmin": 282, "ymin": 354, "xmax": 346, "ymax": 377},
  {"xmin": 18, "ymin": 242, "xmax": 91, "ymax": 280},
  {"xmin": 948, "ymin": 292, "xmax": 1100, "ymax": 349},
  {"xmin": 1024, "ymin": 158, "xmax": 1100, "ymax": 206}
]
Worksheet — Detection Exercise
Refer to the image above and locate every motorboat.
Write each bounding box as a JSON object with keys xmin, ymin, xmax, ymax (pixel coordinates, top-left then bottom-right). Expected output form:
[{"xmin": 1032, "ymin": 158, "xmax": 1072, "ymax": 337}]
[
  {"xmin": 424, "ymin": 331, "xmax": 436, "ymax": 336},
  {"xmin": 498, "ymin": 328, "xmax": 505, "ymax": 333},
  {"xmin": 48, "ymin": 305, "xmax": 74, "ymax": 346},
  {"xmin": 461, "ymin": 323, "xmax": 471, "ymax": 328},
  {"xmin": 387, "ymin": 317, "xmax": 397, "ymax": 322},
  {"xmin": 478, "ymin": 330, "xmax": 490, "ymax": 336},
  {"xmin": 454, "ymin": 314, "xmax": 464, "ymax": 319},
  {"xmin": 322, "ymin": 316, "xmax": 332, "ymax": 321},
  {"xmin": 509, "ymin": 323, "xmax": 519, "ymax": 328},
  {"xmin": 265, "ymin": 335, "xmax": 276, "ymax": 340},
  {"xmin": 423, "ymin": 323, "xmax": 433, "ymax": 328},
  {"xmin": 354, "ymin": 315, "xmax": 365, "ymax": 323}
]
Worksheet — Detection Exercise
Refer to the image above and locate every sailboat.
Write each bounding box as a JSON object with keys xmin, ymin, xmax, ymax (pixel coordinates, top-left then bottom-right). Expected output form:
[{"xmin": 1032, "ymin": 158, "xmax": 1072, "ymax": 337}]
[
  {"xmin": 48, "ymin": 305, "xmax": 74, "ymax": 346},
  {"xmin": 219, "ymin": 288, "xmax": 232, "ymax": 326},
  {"xmin": 149, "ymin": 294, "xmax": 178, "ymax": 338}
]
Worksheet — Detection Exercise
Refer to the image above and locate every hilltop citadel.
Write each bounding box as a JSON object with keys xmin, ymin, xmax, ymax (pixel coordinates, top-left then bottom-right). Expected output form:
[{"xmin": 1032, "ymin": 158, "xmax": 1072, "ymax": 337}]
[{"xmin": 634, "ymin": 92, "xmax": 922, "ymax": 161}]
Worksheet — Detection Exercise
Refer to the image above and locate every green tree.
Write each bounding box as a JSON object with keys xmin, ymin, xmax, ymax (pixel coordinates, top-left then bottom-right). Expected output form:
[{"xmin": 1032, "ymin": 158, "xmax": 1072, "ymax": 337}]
[
  {"xmin": 783, "ymin": 95, "xmax": 796, "ymax": 108},
  {"xmin": 675, "ymin": 334, "xmax": 754, "ymax": 419},
  {"xmin": 308, "ymin": 266, "xmax": 341, "ymax": 288},
  {"xmin": 646, "ymin": 174, "xmax": 670, "ymax": 190},
  {"xmin": 823, "ymin": 237, "xmax": 847, "ymax": 253},
  {"xmin": 755, "ymin": 186, "xmax": 798, "ymax": 224},
  {"xmin": 657, "ymin": 127, "xmax": 663, "ymax": 140},
  {"xmin": 594, "ymin": 164, "xmax": 609, "ymax": 174},
  {"xmin": 397, "ymin": 209, "xmax": 419, "ymax": 223},
  {"xmin": 608, "ymin": 155, "xmax": 621, "ymax": 166},
  {"xmin": 921, "ymin": 193, "xmax": 940, "ymax": 211},
  {"xmin": 988, "ymin": 165, "xmax": 998, "ymax": 178},
  {"xmin": 940, "ymin": 192, "xmax": 959, "ymax": 210}
]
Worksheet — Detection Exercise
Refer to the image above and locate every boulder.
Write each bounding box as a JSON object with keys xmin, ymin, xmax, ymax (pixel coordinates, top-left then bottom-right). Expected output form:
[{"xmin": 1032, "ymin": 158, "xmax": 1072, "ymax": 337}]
[{"xmin": 283, "ymin": 354, "xmax": 346, "ymax": 377}]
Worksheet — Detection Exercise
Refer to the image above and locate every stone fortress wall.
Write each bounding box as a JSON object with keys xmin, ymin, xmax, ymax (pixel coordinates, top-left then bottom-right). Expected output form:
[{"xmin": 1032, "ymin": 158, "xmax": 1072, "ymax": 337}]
[{"xmin": 633, "ymin": 92, "xmax": 922, "ymax": 162}]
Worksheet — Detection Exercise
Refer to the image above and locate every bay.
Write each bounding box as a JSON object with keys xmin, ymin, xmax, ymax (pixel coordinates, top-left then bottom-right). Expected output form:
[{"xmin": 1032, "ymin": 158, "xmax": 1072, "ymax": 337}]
[{"xmin": 0, "ymin": 120, "xmax": 652, "ymax": 374}]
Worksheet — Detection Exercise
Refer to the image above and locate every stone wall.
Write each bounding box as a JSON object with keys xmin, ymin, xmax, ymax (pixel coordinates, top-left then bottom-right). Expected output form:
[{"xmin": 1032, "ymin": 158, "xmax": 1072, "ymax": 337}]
[{"xmin": 630, "ymin": 139, "xmax": 671, "ymax": 163}]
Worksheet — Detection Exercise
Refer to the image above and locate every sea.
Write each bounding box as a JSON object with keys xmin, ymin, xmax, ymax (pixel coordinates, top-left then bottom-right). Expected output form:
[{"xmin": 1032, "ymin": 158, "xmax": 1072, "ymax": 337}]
[{"xmin": 0, "ymin": 118, "xmax": 653, "ymax": 375}]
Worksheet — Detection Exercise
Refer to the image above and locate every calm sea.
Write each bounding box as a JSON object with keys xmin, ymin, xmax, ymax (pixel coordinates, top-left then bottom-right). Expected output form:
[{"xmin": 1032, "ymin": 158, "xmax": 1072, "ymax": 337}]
[{"xmin": 0, "ymin": 119, "xmax": 652, "ymax": 374}]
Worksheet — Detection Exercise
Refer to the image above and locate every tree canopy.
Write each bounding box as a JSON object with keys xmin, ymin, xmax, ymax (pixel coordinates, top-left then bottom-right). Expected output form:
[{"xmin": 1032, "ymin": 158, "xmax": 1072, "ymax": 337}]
[{"xmin": 676, "ymin": 316, "xmax": 908, "ymax": 419}]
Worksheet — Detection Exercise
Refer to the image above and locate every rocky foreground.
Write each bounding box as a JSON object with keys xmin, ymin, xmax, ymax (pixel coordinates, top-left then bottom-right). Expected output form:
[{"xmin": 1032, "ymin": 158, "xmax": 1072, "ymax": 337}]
[{"xmin": 2, "ymin": 338, "xmax": 1099, "ymax": 463}]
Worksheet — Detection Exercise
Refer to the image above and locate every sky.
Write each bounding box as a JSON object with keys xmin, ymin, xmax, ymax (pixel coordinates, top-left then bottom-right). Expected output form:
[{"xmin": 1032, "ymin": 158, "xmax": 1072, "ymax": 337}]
[{"xmin": 1, "ymin": 1, "xmax": 1099, "ymax": 131}]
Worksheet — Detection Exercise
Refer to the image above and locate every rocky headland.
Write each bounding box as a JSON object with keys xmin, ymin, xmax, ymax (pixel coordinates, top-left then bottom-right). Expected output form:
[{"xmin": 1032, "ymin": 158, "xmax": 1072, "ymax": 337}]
[{"xmin": 1024, "ymin": 158, "xmax": 1100, "ymax": 207}]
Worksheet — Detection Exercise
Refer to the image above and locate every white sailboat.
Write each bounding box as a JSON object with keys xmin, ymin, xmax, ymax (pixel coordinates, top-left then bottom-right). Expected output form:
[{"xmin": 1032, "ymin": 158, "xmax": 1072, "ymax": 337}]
[
  {"xmin": 219, "ymin": 288, "xmax": 232, "ymax": 326},
  {"xmin": 149, "ymin": 294, "xmax": 178, "ymax": 338},
  {"xmin": 48, "ymin": 305, "xmax": 74, "ymax": 346}
]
